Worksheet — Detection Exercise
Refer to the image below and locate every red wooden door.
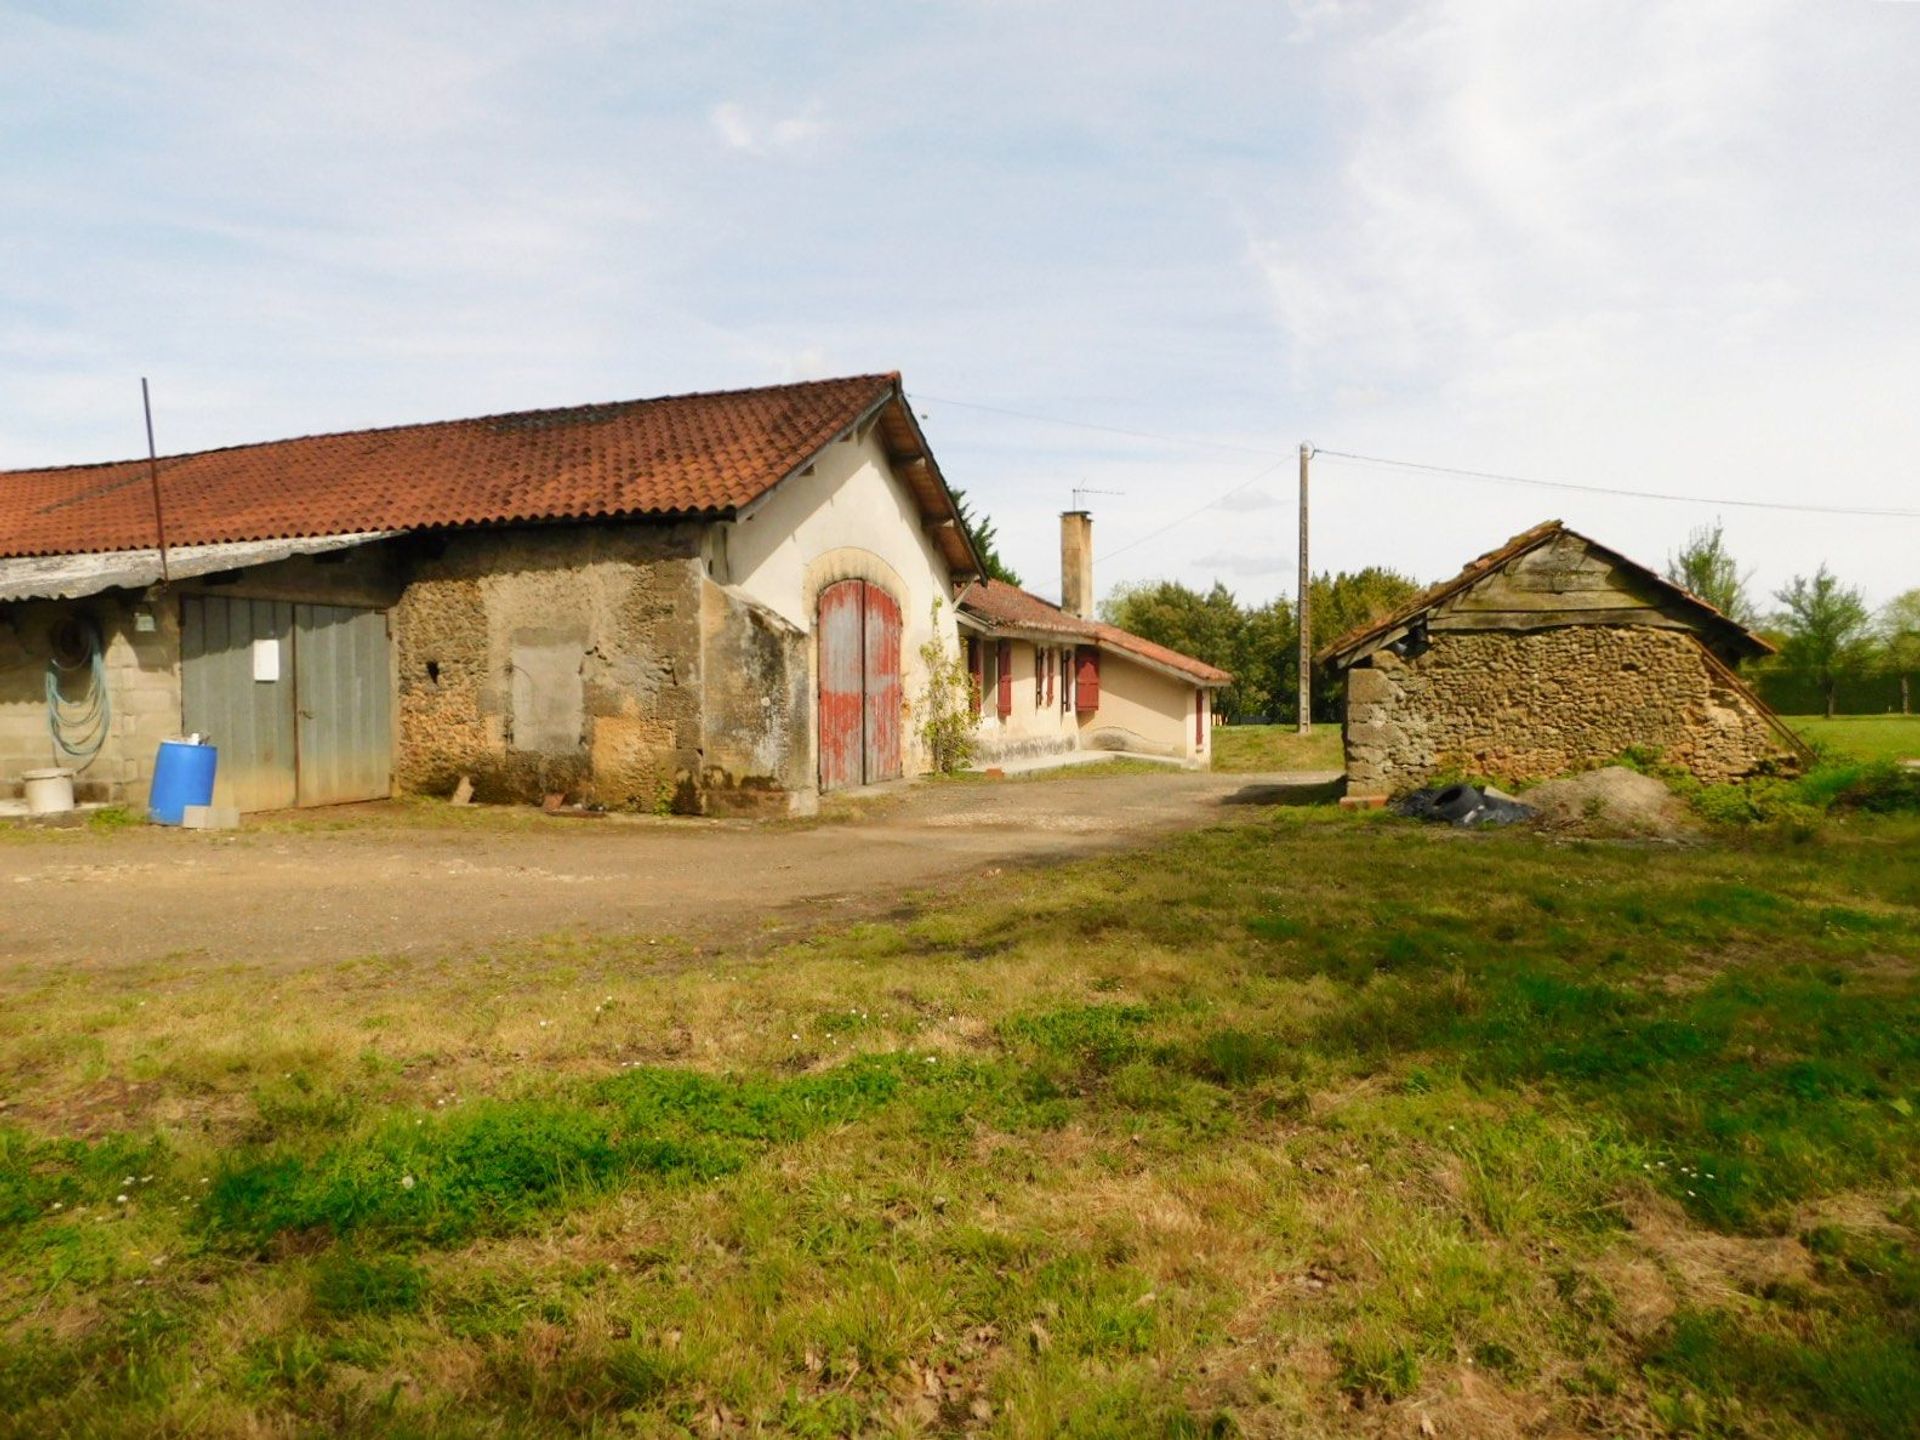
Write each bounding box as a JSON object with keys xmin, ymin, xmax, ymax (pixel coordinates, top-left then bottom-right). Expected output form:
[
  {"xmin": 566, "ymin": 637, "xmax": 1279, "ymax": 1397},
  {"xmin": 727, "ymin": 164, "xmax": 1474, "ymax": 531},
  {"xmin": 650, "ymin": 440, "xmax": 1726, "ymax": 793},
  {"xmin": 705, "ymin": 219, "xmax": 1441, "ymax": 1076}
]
[
  {"xmin": 818, "ymin": 580, "xmax": 865, "ymax": 792},
  {"xmin": 818, "ymin": 580, "xmax": 904, "ymax": 791},
  {"xmin": 862, "ymin": 583, "xmax": 903, "ymax": 783}
]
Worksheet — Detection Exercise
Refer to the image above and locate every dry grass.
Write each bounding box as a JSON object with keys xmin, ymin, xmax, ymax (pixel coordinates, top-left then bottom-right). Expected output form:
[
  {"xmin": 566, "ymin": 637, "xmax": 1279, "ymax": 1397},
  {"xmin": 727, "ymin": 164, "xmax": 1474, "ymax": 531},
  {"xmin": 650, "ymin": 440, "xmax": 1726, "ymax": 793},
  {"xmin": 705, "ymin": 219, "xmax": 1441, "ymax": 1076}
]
[{"xmin": 1, "ymin": 809, "xmax": 1917, "ymax": 1436}]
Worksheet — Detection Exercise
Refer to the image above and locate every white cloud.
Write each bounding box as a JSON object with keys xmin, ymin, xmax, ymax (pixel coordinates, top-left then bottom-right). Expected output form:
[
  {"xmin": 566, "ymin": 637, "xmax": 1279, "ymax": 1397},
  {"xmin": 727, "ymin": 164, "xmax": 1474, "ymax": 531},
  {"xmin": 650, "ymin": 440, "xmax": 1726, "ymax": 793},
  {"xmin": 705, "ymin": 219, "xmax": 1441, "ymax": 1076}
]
[
  {"xmin": 1213, "ymin": 487, "xmax": 1281, "ymax": 513},
  {"xmin": 709, "ymin": 100, "xmax": 826, "ymax": 155},
  {"xmin": 3, "ymin": 0, "xmax": 1917, "ymax": 609}
]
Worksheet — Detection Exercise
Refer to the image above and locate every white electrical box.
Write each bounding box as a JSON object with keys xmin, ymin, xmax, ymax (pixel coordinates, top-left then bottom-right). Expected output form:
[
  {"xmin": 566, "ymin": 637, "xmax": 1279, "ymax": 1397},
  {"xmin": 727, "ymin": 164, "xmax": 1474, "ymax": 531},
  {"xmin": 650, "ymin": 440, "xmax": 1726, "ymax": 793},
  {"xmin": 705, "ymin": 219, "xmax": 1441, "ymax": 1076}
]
[{"xmin": 252, "ymin": 637, "xmax": 280, "ymax": 682}]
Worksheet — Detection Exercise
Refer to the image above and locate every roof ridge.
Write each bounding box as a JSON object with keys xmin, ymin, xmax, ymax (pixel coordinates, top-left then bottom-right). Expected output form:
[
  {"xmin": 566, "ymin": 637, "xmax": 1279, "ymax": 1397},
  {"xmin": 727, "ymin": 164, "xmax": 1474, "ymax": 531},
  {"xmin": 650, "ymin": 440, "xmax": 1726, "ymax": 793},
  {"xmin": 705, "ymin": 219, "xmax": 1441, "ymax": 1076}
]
[
  {"xmin": 1318, "ymin": 517, "xmax": 1773, "ymax": 666},
  {"xmin": 0, "ymin": 372, "xmax": 901, "ymax": 478}
]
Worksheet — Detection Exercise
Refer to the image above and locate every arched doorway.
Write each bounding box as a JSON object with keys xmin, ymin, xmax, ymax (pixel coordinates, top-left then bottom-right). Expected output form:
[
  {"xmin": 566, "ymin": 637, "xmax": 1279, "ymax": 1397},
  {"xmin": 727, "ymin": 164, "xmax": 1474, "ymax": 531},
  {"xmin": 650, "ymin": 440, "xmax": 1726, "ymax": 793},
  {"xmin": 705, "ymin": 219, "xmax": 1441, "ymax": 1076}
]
[{"xmin": 817, "ymin": 579, "xmax": 903, "ymax": 791}]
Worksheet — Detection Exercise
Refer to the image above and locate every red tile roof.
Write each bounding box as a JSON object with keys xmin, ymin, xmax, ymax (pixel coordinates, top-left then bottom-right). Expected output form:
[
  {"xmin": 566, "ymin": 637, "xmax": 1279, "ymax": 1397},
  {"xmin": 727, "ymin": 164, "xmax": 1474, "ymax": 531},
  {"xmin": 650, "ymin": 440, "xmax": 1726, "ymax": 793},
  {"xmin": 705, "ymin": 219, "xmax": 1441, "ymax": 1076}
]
[
  {"xmin": 957, "ymin": 579, "xmax": 1231, "ymax": 685},
  {"xmin": 0, "ymin": 374, "xmax": 909, "ymax": 561},
  {"xmin": 1316, "ymin": 519, "xmax": 1774, "ymax": 666}
]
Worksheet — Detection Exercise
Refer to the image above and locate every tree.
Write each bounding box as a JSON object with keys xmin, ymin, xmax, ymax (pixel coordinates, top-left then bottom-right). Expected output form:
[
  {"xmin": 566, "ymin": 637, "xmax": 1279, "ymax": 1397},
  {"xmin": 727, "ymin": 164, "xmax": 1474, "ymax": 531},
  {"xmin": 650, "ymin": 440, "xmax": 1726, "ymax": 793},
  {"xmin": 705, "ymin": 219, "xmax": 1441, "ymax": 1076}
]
[
  {"xmin": 1302, "ymin": 567, "xmax": 1422, "ymax": 721},
  {"xmin": 1773, "ymin": 565, "xmax": 1874, "ymax": 719},
  {"xmin": 1665, "ymin": 521, "xmax": 1755, "ymax": 624},
  {"xmin": 1880, "ymin": 588, "xmax": 1920, "ymax": 715},
  {"xmin": 1100, "ymin": 580, "xmax": 1261, "ymax": 717},
  {"xmin": 948, "ymin": 487, "xmax": 1021, "ymax": 587}
]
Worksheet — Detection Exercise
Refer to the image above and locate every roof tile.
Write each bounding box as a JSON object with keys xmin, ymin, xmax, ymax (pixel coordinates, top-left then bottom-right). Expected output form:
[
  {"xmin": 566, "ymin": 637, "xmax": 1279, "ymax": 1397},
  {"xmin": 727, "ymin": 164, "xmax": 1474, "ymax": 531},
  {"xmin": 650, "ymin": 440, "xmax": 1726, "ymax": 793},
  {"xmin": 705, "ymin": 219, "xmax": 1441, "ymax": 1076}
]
[
  {"xmin": 0, "ymin": 374, "xmax": 898, "ymax": 560},
  {"xmin": 957, "ymin": 579, "xmax": 1231, "ymax": 684}
]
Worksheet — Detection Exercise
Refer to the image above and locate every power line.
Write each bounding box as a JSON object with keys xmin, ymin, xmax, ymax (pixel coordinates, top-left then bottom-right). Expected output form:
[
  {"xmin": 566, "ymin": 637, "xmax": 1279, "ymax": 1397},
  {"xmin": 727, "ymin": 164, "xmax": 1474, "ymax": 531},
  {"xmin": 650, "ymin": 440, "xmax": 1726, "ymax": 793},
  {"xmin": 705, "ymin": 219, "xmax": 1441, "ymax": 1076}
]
[
  {"xmin": 1312, "ymin": 448, "xmax": 1920, "ymax": 519},
  {"xmin": 908, "ymin": 389, "xmax": 1920, "ymax": 555},
  {"xmin": 1097, "ymin": 455, "xmax": 1294, "ymax": 563}
]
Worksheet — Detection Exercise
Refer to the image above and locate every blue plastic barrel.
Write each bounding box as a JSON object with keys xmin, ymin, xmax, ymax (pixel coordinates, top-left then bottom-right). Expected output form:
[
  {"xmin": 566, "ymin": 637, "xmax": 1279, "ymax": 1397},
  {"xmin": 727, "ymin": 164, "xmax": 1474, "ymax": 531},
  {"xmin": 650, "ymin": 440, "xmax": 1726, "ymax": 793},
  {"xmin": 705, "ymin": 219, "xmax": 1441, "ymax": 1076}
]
[{"xmin": 149, "ymin": 740, "xmax": 218, "ymax": 825}]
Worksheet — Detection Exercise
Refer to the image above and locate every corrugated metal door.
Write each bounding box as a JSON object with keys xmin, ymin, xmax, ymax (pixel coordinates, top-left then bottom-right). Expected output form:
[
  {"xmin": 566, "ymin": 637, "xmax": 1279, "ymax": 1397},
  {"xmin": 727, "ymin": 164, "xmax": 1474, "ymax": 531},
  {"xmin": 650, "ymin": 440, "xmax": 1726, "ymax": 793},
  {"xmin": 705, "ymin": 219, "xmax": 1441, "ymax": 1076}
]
[
  {"xmin": 294, "ymin": 604, "xmax": 393, "ymax": 806},
  {"xmin": 181, "ymin": 595, "xmax": 297, "ymax": 813},
  {"xmin": 861, "ymin": 583, "xmax": 902, "ymax": 783},
  {"xmin": 818, "ymin": 580, "xmax": 865, "ymax": 792}
]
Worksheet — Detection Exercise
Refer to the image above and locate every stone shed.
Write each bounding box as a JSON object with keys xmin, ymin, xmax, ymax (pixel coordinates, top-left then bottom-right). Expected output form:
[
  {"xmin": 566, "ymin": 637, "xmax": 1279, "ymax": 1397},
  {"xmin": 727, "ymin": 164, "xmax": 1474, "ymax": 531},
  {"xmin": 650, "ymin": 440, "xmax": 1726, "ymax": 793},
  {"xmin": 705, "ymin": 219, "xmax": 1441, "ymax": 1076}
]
[
  {"xmin": 1319, "ymin": 521, "xmax": 1808, "ymax": 796},
  {"xmin": 0, "ymin": 373, "xmax": 979, "ymax": 816}
]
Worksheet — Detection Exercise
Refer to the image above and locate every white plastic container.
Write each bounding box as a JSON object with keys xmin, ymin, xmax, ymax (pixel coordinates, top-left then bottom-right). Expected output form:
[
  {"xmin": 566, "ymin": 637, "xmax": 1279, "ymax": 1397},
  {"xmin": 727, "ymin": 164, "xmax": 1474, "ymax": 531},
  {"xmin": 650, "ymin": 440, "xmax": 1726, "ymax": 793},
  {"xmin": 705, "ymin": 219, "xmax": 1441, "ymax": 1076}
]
[{"xmin": 23, "ymin": 767, "xmax": 75, "ymax": 816}]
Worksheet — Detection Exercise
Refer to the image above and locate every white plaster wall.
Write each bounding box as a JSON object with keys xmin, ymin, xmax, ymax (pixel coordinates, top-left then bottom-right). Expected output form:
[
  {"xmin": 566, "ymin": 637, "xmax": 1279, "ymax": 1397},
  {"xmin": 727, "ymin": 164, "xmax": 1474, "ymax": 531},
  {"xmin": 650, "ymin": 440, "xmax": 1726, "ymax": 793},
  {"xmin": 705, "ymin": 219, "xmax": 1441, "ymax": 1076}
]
[
  {"xmin": 974, "ymin": 637, "xmax": 1080, "ymax": 756},
  {"xmin": 1081, "ymin": 652, "xmax": 1211, "ymax": 766},
  {"xmin": 717, "ymin": 428, "xmax": 962, "ymax": 778}
]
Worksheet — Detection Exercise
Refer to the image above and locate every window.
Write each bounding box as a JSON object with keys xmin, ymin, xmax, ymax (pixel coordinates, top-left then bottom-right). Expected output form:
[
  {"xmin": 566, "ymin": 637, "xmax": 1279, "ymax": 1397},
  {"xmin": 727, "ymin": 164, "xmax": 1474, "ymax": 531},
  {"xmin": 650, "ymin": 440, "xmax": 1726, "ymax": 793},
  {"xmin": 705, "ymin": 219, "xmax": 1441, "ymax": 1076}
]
[
  {"xmin": 996, "ymin": 640, "xmax": 1014, "ymax": 719},
  {"xmin": 1074, "ymin": 646, "xmax": 1100, "ymax": 712}
]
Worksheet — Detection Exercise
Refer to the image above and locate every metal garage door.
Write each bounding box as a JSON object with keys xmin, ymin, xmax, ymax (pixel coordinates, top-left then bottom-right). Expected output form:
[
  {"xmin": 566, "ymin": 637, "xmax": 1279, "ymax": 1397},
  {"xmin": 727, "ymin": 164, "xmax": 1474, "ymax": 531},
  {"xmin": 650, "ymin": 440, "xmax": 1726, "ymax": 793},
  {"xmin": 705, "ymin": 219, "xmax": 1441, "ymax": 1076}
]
[
  {"xmin": 816, "ymin": 580, "xmax": 903, "ymax": 792},
  {"xmin": 181, "ymin": 595, "xmax": 392, "ymax": 811}
]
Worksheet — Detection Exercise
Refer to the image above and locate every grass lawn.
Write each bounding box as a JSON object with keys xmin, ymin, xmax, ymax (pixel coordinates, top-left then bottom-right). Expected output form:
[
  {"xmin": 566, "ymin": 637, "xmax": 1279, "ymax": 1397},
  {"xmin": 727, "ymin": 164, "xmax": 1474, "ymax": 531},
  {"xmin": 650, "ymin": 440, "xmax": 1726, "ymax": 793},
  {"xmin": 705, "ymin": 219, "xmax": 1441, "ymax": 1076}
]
[
  {"xmin": 1211, "ymin": 723, "xmax": 1345, "ymax": 772},
  {"xmin": 3, "ymin": 812, "xmax": 1919, "ymax": 1436},
  {"xmin": 1784, "ymin": 714, "xmax": 1920, "ymax": 764}
]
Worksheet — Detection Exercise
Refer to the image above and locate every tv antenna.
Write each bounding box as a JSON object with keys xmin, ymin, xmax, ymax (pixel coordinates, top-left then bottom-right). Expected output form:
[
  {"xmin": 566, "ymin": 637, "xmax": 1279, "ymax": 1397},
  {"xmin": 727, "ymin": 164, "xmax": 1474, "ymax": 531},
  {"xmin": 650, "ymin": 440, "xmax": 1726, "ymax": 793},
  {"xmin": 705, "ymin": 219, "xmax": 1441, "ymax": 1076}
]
[{"xmin": 1070, "ymin": 483, "xmax": 1124, "ymax": 510}]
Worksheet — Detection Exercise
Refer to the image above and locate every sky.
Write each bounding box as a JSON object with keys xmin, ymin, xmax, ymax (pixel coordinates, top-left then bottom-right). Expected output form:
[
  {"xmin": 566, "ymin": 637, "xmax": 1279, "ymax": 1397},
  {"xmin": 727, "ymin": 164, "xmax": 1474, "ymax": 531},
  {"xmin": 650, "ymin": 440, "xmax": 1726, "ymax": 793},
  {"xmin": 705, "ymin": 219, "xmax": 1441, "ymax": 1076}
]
[{"xmin": 2, "ymin": 0, "xmax": 1917, "ymax": 612}]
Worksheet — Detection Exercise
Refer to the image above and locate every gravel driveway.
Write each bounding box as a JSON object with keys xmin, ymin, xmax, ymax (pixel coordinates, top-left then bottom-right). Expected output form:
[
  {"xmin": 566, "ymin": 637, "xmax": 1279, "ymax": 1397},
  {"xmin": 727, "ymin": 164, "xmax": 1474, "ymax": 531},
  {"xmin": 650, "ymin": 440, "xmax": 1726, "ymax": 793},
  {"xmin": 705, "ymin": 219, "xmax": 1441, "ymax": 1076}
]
[{"xmin": 0, "ymin": 768, "xmax": 1311, "ymax": 972}]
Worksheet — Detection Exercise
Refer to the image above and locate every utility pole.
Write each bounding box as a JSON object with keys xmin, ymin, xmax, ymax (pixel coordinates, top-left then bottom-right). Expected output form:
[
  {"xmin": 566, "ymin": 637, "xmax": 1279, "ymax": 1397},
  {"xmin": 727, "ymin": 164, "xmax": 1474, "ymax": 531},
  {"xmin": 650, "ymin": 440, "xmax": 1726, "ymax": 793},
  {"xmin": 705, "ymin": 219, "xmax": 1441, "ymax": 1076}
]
[{"xmin": 1296, "ymin": 441, "xmax": 1312, "ymax": 734}]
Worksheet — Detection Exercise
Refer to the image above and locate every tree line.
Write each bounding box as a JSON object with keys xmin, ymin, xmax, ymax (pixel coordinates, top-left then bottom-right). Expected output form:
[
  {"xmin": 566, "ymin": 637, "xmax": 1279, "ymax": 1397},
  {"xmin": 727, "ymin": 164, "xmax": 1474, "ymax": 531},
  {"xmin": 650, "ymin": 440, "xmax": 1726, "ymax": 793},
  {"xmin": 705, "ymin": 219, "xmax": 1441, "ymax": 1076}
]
[
  {"xmin": 949, "ymin": 495, "xmax": 1915, "ymax": 722},
  {"xmin": 1098, "ymin": 569, "xmax": 1421, "ymax": 722},
  {"xmin": 1089, "ymin": 523, "xmax": 1916, "ymax": 723},
  {"xmin": 1667, "ymin": 523, "xmax": 1919, "ymax": 718}
]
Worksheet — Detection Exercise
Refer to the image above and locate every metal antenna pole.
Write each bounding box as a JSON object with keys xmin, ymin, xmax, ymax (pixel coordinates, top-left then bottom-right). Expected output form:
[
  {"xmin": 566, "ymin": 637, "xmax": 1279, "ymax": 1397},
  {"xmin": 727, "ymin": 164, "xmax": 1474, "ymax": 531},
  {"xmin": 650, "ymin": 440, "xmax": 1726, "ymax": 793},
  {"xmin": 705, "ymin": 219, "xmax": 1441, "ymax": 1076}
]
[{"xmin": 142, "ymin": 378, "xmax": 171, "ymax": 585}]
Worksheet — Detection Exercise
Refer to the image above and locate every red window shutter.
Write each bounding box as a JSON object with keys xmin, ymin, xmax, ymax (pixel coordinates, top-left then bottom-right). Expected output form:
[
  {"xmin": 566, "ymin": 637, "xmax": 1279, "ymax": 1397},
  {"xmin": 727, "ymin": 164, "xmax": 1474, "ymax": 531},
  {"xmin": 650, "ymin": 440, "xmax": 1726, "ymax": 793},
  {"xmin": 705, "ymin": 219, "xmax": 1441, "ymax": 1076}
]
[
  {"xmin": 967, "ymin": 637, "xmax": 983, "ymax": 715},
  {"xmin": 1075, "ymin": 646, "xmax": 1100, "ymax": 712},
  {"xmin": 1195, "ymin": 687, "xmax": 1204, "ymax": 744},
  {"xmin": 1045, "ymin": 650, "xmax": 1055, "ymax": 706},
  {"xmin": 1035, "ymin": 646, "xmax": 1044, "ymax": 704},
  {"xmin": 996, "ymin": 640, "xmax": 1013, "ymax": 718}
]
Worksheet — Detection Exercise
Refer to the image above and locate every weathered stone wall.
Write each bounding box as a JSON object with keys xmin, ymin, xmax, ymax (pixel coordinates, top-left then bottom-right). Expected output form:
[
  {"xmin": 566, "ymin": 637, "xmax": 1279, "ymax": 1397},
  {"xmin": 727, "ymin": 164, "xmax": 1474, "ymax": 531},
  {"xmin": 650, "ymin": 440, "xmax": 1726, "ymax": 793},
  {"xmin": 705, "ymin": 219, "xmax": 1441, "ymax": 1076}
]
[
  {"xmin": 392, "ymin": 523, "xmax": 815, "ymax": 814},
  {"xmin": 393, "ymin": 524, "xmax": 708, "ymax": 810},
  {"xmin": 1344, "ymin": 625, "xmax": 1797, "ymax": 794},
  {"xmin": 0, "ymin": 595, "xmax": 180, "ymax": 808},
  {"xmin": 698, "ymin": 579, "xmax": 813, "ymax": 815}
]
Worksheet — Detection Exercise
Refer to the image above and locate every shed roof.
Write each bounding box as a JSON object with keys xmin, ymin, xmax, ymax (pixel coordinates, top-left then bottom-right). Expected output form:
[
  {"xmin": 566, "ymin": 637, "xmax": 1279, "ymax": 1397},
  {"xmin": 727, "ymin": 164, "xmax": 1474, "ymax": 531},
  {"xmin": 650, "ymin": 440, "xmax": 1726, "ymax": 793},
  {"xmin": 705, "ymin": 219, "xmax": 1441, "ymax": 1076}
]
[
  {"xmin": 0, "ymin": 374, "xmax": 980, "ymax": 578},
  {"xmin": 1316, "ymin": 520, "xmax": 1775, "ymax": 669},
  {"xmin": 957, "ymin": 579, "xmax": 1232, "ymax": 685}
]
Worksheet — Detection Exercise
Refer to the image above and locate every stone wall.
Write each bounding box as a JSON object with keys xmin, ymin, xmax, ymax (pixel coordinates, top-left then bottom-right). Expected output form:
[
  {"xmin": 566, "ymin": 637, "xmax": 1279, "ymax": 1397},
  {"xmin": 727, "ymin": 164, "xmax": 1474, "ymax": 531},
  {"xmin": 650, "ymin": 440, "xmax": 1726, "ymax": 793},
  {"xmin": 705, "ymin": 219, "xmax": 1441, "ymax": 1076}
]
[
  {"xmin": 393, "ymin": 524, "xmax": 707, "ymax": 809},
  {"xmin": 698, "ymin": 579, "xmax": 813, "ymax": 815},
  {"xmin": 393, "ymin": 522, "xmax": 815, "ymax": 814},
  {"xmin": 1344, "ymin": 625, "xmax": 1798, "ymax": 794},
  {"xmin": 0, "ymin": 595, "xmax": 179, "ymax": 808}
]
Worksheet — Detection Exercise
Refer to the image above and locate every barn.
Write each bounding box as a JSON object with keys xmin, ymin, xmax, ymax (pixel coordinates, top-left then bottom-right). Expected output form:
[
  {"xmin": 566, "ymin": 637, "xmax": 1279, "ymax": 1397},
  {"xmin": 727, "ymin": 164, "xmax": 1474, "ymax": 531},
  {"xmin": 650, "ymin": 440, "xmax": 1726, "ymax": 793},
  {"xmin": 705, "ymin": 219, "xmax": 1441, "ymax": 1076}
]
[
  {"xmin": 0, "ymin": 374, "xmax": 981, "ymax": 816},
  {"xmin": 1320, "ymin": 521, "xmax": 1808, "ymax": 796}
]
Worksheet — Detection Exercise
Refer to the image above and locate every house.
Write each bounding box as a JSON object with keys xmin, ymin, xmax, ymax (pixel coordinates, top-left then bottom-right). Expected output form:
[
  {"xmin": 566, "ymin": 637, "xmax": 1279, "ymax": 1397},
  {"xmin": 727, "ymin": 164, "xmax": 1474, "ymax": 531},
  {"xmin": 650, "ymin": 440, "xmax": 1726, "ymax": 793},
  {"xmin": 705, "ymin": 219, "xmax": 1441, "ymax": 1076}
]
[
  {"xmin": 1318, "ymin": 520, "xmax": 1808, "ymax": 796},
  {"xmin": 0, "ymin": 374, "xmax": 981, "ymax": 816},
  {"xmin": 956, "ymin": 512, "xmax": 1231, "ymax": 767}
]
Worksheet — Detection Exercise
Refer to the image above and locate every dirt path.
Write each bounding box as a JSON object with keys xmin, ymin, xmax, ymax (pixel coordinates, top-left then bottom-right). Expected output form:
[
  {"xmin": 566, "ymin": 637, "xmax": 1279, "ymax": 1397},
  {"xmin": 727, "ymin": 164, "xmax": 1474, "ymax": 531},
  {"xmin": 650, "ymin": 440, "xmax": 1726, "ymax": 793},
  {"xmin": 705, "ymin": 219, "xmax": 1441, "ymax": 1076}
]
[{"xmin": 0, "ymin": 770, "xmax": 1301, "ymax": 972}]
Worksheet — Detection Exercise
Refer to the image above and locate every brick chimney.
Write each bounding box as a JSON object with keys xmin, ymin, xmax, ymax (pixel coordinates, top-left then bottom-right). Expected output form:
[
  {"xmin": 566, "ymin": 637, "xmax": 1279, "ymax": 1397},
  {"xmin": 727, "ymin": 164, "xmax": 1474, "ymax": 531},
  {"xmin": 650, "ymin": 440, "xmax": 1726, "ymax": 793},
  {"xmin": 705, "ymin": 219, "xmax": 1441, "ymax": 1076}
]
[{"xmin": 1060, "ymin": 511, "xmax": 1094, "ymax": 619}]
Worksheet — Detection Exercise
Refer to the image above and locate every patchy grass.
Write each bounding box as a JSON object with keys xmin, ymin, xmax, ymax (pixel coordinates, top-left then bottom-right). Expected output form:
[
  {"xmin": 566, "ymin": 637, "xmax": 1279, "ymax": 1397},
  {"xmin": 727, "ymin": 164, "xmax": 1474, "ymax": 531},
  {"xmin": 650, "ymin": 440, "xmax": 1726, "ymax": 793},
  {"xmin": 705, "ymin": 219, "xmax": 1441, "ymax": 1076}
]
[
  {"xmin": 1, "ymin": 810, "xmax": 1917, "ymax": 1434},
  {"xmin": 1785, "ymin": 714, "xmax": 1920, "ymax": 764},
  {"xmin": 1211, "ymin": 723, "xmax": 1344, "ymax": 772}
]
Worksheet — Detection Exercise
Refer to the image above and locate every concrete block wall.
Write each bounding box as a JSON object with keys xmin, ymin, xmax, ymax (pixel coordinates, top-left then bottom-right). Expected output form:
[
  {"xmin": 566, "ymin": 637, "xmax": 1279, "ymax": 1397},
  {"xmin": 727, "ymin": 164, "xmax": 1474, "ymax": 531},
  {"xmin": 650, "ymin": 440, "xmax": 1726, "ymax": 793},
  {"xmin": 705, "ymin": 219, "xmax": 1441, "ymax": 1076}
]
[
  {"xmin": 1344, "ymin": 624, "xmax": 1798, "ymax": 795},
  {"xmin": 0, "ymin": 595, "xmax": 181, "ymax": 808}
]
